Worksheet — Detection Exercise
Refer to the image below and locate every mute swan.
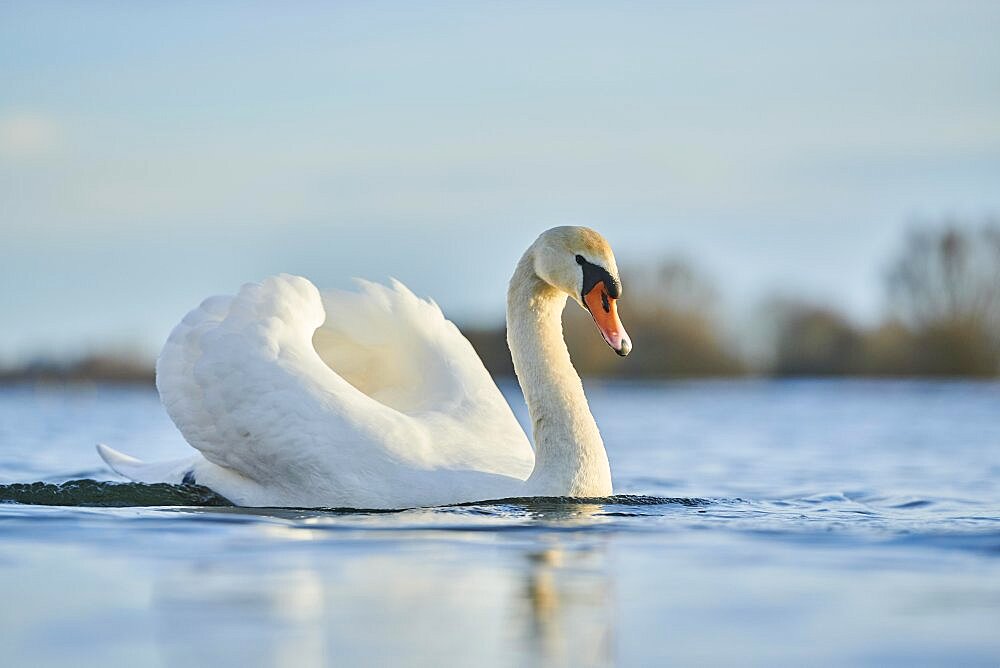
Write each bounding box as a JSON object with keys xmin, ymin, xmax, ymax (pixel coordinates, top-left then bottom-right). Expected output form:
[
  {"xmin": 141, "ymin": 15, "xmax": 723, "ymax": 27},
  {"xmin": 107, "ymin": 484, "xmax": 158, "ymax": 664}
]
[{"xmin": 97, "ymin": 226, "xmax": 631, "ymax": 508}]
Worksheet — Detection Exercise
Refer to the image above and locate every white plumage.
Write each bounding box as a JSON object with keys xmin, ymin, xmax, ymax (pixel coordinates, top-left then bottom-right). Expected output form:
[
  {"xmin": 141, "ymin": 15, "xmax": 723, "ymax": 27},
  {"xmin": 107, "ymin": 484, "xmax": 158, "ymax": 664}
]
[{"xmin": 98, "ymin": 227, "xmax": 630, "ymax": 508}]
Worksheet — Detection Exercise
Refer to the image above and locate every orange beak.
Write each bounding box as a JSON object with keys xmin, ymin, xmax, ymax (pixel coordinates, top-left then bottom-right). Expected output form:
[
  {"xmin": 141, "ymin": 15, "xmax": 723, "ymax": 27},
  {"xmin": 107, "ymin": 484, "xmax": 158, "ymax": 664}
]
[{"xmin": 583, "ymin": 283, "xmax": 632, "ymax": 357}]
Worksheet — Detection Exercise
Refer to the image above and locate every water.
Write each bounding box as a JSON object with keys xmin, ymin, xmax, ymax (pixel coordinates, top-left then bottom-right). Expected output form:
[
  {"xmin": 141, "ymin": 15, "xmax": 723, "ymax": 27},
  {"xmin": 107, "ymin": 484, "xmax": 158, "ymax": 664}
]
[{"xmin": 1, "ymin": 380, "xmax": 999, "ymax": 666}]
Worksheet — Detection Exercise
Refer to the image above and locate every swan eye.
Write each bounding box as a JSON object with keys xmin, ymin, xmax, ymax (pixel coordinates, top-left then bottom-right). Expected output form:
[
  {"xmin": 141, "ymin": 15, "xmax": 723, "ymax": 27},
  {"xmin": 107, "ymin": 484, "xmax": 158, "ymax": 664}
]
[{"xmin": 577, "ymin": 256, "xmax": 621, "ymax": 300}]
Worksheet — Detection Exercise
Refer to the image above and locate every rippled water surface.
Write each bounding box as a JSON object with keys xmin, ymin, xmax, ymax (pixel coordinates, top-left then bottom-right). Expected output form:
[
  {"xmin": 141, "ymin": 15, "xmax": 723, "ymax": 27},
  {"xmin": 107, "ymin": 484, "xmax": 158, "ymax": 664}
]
[{"xmin": 1, "ymin": 380, "xmax": 999, "ymax": 666}]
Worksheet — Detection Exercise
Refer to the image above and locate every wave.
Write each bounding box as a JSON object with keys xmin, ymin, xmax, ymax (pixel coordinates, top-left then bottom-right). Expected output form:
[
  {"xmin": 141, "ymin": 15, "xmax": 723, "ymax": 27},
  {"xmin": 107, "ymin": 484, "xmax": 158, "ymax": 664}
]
[
  {"xmin": 457, "ymin": 494, "xmax": 710, "ymax": 507},
  {"xmin": 0, "ymin": 479, "xmax": 707, "ymax": 510},
  {"xmin": 0, "ymin": 479, "xmax": 232, "ymax": 507}
]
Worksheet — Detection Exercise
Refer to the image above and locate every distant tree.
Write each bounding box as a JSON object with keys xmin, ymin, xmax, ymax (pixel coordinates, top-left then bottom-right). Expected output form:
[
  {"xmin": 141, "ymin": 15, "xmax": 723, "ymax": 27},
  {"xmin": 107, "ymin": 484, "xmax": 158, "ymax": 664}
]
[
  {"xmin": 857, "ymin": 321, "xmax": 918, "ymax": 376},
  {"xmin": 462, "ymin": 325, "xmax": 515, "ymax": 378},
  {"xmin": 762, "ymin": 299, "xmax": 864, "ymax": 376},
  {"xmin": 885, "ymin": 219, "xmax": 1000, "ymax": 375}
]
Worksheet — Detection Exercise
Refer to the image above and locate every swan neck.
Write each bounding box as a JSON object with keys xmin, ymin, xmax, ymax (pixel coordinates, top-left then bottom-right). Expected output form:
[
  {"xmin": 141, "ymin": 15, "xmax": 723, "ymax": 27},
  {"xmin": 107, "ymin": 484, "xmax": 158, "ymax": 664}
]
[{"xmin": 506, "ymin": 250, "xmax": 612, "ymax": 497}]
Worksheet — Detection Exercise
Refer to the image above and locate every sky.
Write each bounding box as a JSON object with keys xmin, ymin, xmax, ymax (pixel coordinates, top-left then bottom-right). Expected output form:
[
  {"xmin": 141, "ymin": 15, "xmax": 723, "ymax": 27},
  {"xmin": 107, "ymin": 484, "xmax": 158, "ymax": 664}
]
[{"xmin": 1, "ymin": 1, "xmax": 999, "ymax": 363}]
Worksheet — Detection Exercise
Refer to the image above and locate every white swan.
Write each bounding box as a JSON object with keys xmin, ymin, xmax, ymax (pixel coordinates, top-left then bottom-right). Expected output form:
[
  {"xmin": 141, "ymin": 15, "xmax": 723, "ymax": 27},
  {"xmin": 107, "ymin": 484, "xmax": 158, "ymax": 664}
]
[{"xmin": 97, "ymin": 226, "xmax": 631, "ymax": 508}]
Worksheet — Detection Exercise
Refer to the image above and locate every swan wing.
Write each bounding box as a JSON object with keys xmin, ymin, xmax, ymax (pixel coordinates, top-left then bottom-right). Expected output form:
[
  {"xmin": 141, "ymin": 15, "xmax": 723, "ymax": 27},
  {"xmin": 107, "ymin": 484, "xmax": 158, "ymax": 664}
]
[
  {"xmin": 314, "ymin": 278, "xmax": 533, "ymax": 474},
  {"xmin": 155, "ymin": 275, "xmax": 531, "ymax": 507}
]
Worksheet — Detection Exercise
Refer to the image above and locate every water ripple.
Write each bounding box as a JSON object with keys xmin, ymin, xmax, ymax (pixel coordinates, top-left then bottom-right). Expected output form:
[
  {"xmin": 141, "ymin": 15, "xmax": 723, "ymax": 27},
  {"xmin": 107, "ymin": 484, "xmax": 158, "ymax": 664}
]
[
  {"xmin": 0, "ymin": 479, "xmax": 232, "ymax": 507},
  {"xmin": 0, "ymin": 479, "xmax": 710, "ymax": 510}
]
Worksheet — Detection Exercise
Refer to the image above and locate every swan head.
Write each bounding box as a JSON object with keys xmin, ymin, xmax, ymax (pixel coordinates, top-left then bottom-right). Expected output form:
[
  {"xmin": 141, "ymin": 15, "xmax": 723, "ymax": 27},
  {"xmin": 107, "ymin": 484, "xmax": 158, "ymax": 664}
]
[{"xmin": 531, "ymin": 226, "xmax": 632, "ymax": 357}]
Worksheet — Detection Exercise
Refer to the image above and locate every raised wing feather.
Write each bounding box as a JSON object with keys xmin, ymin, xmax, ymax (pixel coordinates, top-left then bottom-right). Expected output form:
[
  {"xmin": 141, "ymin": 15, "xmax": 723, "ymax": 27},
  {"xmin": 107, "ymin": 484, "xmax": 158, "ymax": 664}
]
[
  {"xmin": 313, "ymin": 278, "xmax": 533, "ymax": 476},
  {"xmin": 314, "ymin": 279, "xmax": 505, "ymax": 416}
]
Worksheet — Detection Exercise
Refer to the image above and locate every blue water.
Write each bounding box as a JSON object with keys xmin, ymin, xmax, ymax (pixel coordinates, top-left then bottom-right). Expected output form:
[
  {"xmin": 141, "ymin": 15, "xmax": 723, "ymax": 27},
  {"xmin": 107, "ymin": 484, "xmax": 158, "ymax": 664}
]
[{"xmin": 1, "ymin": 380, "xmax": 999, "ymax": 666}]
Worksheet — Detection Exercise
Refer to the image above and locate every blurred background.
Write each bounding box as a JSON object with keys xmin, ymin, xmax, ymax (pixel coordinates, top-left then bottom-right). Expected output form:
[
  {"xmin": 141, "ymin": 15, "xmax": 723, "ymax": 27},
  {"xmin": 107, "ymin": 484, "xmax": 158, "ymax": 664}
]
[
  {"xmin": 2, "ymin": 1, "xmax": 998, "ymax": 381},
  {"xmin": 3, "ymin": 7, "xmax": 1000, "ymax": 665}
]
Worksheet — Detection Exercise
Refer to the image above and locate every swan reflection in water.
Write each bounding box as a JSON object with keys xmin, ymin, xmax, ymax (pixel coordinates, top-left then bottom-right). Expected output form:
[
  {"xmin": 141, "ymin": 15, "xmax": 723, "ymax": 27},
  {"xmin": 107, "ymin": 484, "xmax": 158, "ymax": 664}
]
[
  {"xmin": 150, "ymin": 505, "xmax": 614, "ymax": 666},
  {"xmin": 522, "ymin": 541, "xmax": 613, "ymax": 667}
]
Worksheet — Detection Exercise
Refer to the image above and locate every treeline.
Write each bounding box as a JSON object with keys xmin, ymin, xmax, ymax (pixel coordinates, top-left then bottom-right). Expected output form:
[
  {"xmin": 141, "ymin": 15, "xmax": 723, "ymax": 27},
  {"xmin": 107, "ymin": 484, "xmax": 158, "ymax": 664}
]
[
  {"xmin": 0, "ymin": 354, "xmax": 154, "ymax": 386},
  {"xmin": 3, "ymin": 219, "xmax": 998, "ymax": 385},
  {"xmin": 468, "ymin": 219, "xmax": 1000, "ymax": 378},
  {"xmin": 764, "ymin": 220, "xmax": 1000, "ymax": 377}
]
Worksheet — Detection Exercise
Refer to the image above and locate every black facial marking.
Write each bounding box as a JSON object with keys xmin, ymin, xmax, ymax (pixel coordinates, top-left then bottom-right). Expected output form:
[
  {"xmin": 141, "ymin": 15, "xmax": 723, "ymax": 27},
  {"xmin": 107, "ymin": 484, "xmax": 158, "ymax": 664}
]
[
  {"xmin": 576, "ymin": 254, "xmax": 621, "ymax": 300},
  {"xmin": 182, "ymin": 470, "xmax": 197, "ymax": 485}
]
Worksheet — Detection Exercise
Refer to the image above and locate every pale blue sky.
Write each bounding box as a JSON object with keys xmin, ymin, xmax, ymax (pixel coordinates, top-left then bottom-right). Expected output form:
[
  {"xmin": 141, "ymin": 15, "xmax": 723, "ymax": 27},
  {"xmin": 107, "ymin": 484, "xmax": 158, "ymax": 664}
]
[{"xmin": 1, "ymin": 1, "xmax": 999, "ymax": 362}]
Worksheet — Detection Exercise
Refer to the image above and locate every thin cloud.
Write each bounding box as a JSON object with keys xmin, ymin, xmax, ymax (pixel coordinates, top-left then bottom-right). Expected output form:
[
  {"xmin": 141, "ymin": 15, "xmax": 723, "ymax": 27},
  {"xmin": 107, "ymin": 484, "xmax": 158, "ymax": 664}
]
[{"xmin": 0, "ymin": 113, "xmax": 62, "ymax": 159}]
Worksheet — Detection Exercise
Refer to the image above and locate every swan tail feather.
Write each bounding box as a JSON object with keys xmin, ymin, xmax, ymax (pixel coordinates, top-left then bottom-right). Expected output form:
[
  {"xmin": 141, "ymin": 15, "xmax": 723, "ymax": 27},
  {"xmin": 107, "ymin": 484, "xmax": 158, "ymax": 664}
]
[{"xmin": 96, "ymin": 443, "xmax": 199, "ymax": 485}]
